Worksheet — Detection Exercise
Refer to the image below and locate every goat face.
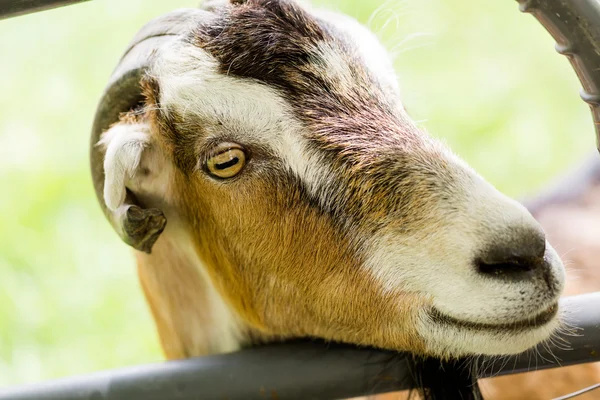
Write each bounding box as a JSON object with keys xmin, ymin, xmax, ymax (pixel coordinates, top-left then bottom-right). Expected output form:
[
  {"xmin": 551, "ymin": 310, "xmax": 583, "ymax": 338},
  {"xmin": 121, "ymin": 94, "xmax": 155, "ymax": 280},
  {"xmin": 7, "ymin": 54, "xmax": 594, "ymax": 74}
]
[{"xmin": 100, "ymin": 0, "xmax": 565, "ymax": 358}]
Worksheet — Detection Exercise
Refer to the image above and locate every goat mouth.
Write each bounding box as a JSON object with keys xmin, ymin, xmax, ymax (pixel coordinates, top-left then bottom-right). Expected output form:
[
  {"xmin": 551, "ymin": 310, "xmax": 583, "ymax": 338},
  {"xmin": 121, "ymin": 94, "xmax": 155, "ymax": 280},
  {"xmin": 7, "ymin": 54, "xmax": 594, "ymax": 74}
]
[{"xmin": 429, "ymin": 303, "xmax": 559, "ymax": 333}]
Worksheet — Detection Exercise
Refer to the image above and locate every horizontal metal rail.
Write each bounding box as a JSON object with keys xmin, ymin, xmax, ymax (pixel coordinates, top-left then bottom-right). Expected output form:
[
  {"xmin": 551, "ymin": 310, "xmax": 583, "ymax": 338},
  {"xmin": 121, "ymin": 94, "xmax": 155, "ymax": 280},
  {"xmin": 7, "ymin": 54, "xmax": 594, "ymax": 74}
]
[
  {"xmin": 0, "ymin": 0, "xmax": 90, "ymax": 20},
  {"xmin": 0, "ymin": 293, "xmax": 598, "ymax": 400}
]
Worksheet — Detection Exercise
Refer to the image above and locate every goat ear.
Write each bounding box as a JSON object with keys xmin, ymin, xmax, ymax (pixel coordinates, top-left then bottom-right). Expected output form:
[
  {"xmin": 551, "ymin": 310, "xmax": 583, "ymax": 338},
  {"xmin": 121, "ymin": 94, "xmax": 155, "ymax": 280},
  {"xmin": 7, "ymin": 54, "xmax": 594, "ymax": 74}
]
[
  {"xmin": 98, "ymin": 122, "xmax": 167, "ymax": 253},
  {"xmin": 100, "ymin": 123, "xmax": 149, "ymax": 211}
]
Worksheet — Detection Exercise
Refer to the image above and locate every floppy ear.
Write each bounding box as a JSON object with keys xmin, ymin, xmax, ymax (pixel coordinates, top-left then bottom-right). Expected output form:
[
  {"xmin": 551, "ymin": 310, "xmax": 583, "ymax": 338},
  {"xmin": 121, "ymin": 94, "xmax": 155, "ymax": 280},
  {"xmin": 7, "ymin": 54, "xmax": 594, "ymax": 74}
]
[
  {"xmin": 89, "ymin": 9, "xmax": 209, "ymax": 253},
  {"xmin": 97, "ymin": 121, "xmax": 167, "ymax": 253}
]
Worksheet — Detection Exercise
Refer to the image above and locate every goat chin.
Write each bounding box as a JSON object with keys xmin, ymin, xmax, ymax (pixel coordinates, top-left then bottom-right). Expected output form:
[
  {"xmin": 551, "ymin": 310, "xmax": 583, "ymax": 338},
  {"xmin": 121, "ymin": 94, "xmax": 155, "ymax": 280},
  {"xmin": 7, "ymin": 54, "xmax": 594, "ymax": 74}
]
[{"xmin": 416, "ymin": 305, "xmax": 562, "ymax": 358}]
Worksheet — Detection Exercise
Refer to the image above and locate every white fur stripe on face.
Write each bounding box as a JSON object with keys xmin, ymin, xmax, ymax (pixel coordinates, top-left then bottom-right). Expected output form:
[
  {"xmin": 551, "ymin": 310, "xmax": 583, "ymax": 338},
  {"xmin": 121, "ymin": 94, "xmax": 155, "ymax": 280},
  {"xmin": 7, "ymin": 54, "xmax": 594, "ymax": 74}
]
[{"xmin": 152, "ymin": 40, "xmax": 332, "ymax": 196}]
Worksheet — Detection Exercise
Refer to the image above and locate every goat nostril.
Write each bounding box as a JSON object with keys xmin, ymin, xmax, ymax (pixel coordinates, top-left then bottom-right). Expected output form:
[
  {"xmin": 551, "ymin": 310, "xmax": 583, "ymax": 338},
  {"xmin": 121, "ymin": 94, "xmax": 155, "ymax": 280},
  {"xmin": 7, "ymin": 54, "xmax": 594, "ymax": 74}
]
[
  {"xmin": 477, "ymin": 257, "xmax": 537, "ymax": 278},
  {"xmin": 476, "ymin": 241, "xmax": 546, "ymax": 280},
  {"xmin": 476, "ymin": 230, "xmax": 546, "ymax": 280}
]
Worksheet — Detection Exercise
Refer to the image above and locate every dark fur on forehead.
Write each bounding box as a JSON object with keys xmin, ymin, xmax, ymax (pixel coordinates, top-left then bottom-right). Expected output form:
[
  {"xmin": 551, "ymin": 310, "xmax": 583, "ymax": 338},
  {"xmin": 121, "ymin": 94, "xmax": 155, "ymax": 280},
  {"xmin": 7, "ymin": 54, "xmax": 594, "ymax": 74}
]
[{"xmin": 193, "ymin": 0, "xmax": 328, "ymax": 92}]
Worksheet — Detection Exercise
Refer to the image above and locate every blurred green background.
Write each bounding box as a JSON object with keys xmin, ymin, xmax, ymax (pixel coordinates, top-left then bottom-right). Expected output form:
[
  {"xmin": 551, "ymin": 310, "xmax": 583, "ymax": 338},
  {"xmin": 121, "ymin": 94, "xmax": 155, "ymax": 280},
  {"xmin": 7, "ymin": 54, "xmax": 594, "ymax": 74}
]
[{"xmin": 0, "ymin": 0, "xmax": 593, "ymax": 386}]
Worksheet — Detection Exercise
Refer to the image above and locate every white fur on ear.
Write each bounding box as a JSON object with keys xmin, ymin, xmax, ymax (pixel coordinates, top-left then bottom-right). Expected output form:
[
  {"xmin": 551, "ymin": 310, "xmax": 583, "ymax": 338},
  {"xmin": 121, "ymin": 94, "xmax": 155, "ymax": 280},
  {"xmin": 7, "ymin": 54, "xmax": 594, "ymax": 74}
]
[{"xmin": 98, "ymin": 123, "xmax": 151, "ymax": 211}]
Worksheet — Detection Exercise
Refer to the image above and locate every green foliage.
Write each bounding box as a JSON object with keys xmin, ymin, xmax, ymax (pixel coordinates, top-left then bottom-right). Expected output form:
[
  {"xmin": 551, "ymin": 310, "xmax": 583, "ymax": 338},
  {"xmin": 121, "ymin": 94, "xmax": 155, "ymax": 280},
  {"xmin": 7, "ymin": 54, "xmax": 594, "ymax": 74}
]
[{"xmin": 0, "ymin": 0, "xmax": 592, "ymax": 386}]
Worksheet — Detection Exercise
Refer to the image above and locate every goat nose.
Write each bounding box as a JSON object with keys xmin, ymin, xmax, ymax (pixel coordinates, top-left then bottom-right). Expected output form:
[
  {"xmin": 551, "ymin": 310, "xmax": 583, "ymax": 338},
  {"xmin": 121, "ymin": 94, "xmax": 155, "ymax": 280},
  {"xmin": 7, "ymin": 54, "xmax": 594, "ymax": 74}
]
[{"xmin": 476, "ymin": 226, "xmax": 546, "ymax": 280}]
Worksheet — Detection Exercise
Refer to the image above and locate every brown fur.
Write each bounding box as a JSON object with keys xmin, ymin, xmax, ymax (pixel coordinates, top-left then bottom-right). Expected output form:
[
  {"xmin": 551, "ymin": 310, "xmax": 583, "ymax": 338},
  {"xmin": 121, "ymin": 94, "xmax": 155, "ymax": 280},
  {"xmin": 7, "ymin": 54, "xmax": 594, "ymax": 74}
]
[{"xmin": 137, "ymin": 236, "xmax": 220, "ymax": 359}]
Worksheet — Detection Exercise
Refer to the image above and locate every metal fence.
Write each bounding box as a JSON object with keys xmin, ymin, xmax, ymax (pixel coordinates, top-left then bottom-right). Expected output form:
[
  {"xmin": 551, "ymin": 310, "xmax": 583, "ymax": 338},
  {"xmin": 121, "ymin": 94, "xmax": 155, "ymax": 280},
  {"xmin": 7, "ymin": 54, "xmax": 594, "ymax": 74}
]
[
  {"xmin": 0, "ymin": 292, "xmax": 597, "ymax": 399},
  {"xmin": 1, "ymin": 0, "xmax": 600, "ymax": 399}
]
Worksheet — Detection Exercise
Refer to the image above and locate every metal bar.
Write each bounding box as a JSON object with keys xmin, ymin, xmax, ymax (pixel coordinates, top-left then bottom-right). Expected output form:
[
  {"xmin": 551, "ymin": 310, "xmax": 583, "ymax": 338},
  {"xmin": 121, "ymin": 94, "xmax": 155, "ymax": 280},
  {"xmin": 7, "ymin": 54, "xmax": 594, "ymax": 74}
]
[
  {"xmin": 0, "ymin": 0, "xmax": 90, "ymax": 20},
  {"xmin": 0, "ymin": 293, "xmax": 598, "ymax": 400},
  {"xmin": 515, "ymin": 0, "xmax": 600, "ymax": 149}
]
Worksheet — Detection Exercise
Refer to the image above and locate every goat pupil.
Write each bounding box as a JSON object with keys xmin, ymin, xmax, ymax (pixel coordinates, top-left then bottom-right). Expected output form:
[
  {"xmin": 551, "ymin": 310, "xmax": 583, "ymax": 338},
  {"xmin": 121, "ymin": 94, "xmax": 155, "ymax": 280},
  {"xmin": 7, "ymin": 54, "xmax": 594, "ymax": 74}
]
[{"xmin": 216, "ymin": 157, "xmax": 238, "ymax": 170}]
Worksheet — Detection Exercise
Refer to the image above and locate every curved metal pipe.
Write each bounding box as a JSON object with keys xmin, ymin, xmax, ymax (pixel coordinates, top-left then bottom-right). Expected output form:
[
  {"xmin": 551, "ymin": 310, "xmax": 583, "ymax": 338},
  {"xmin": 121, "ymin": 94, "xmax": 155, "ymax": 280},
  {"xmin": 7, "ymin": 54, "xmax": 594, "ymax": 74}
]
[
  {"xmin": 0, "ymin": 0, "xmax": 90, "ymax": 20},
  {"xmin": 516, "ymin": 0, "xmax": 600, "ymax": 149}
]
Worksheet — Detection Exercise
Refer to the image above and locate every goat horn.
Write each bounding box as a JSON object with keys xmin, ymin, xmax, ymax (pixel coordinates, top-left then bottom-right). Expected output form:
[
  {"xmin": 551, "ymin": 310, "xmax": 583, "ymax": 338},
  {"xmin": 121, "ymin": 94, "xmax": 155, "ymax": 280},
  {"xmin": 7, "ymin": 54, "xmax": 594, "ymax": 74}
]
[{"xmin": 90, "ymin": 8, "xmax": 208, "ymax": 253}]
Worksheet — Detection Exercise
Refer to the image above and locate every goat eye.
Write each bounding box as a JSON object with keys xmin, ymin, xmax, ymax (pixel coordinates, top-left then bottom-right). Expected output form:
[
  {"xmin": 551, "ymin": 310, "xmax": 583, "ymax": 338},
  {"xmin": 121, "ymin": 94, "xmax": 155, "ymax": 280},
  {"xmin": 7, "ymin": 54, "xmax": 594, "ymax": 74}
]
[{"xmin": 206, "ymin": 144, "xmax": 246, "ymax": 179}]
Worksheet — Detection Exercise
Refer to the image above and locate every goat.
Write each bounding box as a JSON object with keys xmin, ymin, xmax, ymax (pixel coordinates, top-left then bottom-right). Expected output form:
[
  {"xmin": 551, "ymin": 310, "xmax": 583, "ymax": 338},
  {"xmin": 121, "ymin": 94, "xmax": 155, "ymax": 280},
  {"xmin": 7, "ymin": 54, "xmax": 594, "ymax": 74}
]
[{"xmin": 91, "ymin": 0, "xmax": 567, "ymax": 394}]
